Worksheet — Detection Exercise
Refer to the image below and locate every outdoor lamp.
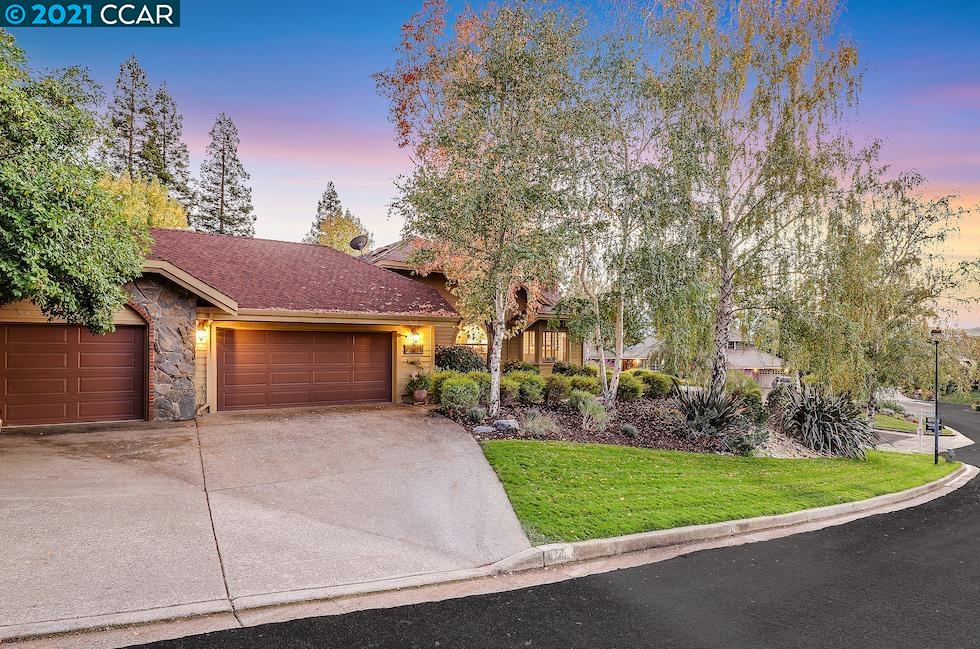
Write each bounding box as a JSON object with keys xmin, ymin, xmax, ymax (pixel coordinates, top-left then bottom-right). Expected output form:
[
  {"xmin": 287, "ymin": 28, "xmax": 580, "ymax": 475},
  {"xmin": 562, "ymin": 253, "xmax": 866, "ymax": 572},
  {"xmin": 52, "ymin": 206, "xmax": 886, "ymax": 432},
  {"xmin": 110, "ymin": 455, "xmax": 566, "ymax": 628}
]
[{"xmin": 195, "ymin": 324, "xmax": 209, "ymax": 344}]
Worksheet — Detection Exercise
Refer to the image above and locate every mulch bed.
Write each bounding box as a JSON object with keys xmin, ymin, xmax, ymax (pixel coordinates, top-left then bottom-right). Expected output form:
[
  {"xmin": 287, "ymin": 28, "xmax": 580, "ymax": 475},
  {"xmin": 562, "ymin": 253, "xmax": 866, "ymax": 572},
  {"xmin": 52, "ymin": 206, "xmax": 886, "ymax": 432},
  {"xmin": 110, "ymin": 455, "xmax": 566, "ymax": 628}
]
[{"xmin": 449, "ymin": 398, "xmax": 728, "ymax": 454}]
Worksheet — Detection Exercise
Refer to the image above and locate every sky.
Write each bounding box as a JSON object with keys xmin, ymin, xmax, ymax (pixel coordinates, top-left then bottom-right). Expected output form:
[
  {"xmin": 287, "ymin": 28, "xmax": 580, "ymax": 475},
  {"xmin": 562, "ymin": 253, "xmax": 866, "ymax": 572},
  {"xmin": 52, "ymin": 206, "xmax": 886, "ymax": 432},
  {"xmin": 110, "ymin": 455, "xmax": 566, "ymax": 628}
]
[{"xmin": 8, "ymin": 0, "xmax": 980, "ymax": 324}]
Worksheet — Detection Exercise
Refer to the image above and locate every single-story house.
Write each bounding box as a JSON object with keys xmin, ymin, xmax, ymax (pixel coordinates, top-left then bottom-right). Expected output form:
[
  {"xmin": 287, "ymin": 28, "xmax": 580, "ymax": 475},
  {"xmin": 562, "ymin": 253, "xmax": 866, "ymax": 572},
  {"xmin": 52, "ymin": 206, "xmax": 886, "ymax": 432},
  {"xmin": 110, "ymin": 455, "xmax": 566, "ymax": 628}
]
[
  {"xmin": 586, "ymin": 335, "xmax": 664, "ymax": 370},
  {"xmin": 0, "ymin": 229, "xmax": 460, "ymax": 427},
  {"xmin": 367, "ymin": 237, "xmax": 585, "ymax": 373}
]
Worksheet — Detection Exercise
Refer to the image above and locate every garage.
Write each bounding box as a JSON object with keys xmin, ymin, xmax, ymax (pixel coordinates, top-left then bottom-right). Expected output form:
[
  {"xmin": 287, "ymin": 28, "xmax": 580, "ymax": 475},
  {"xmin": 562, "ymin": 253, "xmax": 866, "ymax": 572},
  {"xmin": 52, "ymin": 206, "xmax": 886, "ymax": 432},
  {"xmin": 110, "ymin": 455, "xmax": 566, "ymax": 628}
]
[
  {"xmin": 216, "ymin": 328, "xmax": 393, "ymax": 411},
  {"xmin": 0, "ymin": 324, "xmax": 147, "ymax": 426}
]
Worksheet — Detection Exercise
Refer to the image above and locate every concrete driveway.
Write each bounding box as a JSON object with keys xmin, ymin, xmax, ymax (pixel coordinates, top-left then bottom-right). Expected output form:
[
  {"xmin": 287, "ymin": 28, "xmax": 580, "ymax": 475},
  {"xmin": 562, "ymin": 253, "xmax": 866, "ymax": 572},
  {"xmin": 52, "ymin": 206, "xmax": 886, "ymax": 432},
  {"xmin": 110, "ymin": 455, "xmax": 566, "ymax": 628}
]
[{"xmin": 0, "ymin": 406, "xmax": 530, "ymax": 640}]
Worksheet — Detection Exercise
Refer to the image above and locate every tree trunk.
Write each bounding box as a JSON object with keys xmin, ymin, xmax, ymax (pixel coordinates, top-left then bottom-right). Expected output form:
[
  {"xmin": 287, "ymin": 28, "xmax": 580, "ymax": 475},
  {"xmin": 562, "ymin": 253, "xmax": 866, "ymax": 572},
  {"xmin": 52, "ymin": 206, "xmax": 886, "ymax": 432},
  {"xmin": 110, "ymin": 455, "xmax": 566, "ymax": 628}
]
[
  {"xmin": 487, "ymin": 284, "xmax": 507, "ymax": 417},
  {"xmin": 608, "ymin": 291, "xmax": 625, "ymax": 403},
  {"xmin": 710, "ymin": 267, "xmax": 734, "ymax": 393}
]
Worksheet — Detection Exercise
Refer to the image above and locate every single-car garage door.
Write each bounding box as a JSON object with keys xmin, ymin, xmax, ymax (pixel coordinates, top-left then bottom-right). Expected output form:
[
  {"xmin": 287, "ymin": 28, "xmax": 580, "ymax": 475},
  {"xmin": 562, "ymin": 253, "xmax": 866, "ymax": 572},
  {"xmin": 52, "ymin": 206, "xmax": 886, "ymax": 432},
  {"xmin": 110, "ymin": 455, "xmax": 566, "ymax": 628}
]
[
  {"xmin": 0, "ymin": 324, "xmax": 146, "ymax": 426},
  {"xmin": 216, "ymin": 329, "xmax": 392, "ymax": 411}
]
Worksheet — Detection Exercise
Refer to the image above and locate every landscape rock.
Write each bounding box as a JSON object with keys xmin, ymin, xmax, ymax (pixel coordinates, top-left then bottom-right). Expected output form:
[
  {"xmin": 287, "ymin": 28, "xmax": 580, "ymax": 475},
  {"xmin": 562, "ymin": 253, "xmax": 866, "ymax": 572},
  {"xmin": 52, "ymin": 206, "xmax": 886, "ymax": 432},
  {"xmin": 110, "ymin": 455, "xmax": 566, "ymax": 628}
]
[
  {"xmin": 493, "ymin": 419, "xmax": 520, "ymax": 432},
  {"xmin": 473, "ymin": 426, "xmax": 495, "ymax": 434}
]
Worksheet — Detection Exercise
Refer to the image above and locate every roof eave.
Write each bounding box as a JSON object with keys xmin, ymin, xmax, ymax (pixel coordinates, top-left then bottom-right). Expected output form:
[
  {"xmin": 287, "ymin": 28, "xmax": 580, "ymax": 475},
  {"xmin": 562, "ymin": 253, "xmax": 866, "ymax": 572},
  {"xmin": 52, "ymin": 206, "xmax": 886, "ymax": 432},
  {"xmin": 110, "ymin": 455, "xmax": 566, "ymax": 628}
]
[{"xmin": 142, "ymin": 259, "xmax": 239, "ymax": 315}]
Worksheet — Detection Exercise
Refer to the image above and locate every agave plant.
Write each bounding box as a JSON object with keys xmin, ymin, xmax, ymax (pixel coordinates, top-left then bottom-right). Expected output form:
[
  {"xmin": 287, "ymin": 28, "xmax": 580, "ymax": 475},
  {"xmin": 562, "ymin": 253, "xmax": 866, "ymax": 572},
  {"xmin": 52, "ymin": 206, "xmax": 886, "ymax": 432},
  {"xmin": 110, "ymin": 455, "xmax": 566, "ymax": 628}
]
[
  {"xmin": 673, "ymin": 381, "xmax": 747, "ymax": 438},
  {"xmin": 779, "ymin": 385, "xmax": 879, "ymax": 460}
]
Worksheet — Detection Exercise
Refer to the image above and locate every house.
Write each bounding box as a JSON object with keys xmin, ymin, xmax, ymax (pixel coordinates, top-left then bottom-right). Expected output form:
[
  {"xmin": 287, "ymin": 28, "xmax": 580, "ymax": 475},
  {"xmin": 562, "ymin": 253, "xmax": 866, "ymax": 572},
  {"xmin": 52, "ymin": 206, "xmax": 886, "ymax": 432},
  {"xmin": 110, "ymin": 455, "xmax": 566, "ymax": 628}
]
[
  {"xmin": 367, "ymin": 238, "xmax": 585, "ymax": 373},
  {"xmin": 725, "ymin": 332, "xmax": 789, "ymax": 389},
  {"xmin": 0, "ymin": 229, "xmax": 460, "ymax": 427},
  {"xmin": 586, "ymin": 335, "xmax": 663, "ymax": 370}
]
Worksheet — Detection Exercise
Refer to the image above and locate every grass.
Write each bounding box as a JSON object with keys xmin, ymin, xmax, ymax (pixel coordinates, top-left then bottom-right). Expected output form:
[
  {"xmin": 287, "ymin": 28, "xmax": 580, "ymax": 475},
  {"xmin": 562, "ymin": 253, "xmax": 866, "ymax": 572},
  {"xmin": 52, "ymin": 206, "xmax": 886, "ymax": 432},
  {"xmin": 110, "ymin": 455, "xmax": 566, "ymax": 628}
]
[
  {"xmin": 874, "ymin": 413, "xmax": 954, "ymax": 436},
  {"xmin": 941, "ymin": 390, "xmax": 980, "ymax": 406},
  {"xmin": 482, "ymin": 440, "xmax": 958, "ymax": 542}
]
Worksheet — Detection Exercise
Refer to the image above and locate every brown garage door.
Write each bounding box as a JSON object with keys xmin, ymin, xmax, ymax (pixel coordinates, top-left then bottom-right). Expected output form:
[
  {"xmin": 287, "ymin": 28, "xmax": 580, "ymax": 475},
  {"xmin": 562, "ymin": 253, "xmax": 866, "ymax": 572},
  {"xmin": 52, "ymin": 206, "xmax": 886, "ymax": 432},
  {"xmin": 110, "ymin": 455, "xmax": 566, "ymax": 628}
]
[
  {"xmin": 0, "ymin": 324, "xmax": 146, "ymax": 426},
  {"xmin": 216, "ymin": 329, "xmax": 392, "ymax": 411}
]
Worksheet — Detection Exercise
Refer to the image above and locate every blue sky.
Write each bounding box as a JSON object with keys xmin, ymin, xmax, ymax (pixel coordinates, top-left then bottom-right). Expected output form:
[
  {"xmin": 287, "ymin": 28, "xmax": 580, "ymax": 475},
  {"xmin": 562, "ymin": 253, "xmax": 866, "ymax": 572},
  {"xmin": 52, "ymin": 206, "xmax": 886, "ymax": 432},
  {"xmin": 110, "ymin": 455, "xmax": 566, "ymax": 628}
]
[{"xmin": 9, "ymin": 0, "xmax": 980, "ymax": 322}]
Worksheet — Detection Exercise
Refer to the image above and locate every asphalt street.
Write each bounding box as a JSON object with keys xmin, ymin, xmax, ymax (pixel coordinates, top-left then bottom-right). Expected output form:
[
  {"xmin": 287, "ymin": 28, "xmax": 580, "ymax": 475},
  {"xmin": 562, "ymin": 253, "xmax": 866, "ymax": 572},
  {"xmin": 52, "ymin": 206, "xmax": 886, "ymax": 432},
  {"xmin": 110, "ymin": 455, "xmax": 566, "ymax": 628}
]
[{"xmin": 131, "ymin": 403, "xmax": 980, "ymax": 649}]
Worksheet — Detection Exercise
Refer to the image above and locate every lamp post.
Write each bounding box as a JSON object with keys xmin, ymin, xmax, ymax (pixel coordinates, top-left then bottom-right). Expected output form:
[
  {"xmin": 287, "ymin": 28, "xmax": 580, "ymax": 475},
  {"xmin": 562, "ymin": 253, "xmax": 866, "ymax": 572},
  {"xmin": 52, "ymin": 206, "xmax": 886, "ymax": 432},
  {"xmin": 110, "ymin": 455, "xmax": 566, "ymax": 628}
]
[{"xmin": 930, "ymin": 328, "xmax": 942, "ymax": 465}]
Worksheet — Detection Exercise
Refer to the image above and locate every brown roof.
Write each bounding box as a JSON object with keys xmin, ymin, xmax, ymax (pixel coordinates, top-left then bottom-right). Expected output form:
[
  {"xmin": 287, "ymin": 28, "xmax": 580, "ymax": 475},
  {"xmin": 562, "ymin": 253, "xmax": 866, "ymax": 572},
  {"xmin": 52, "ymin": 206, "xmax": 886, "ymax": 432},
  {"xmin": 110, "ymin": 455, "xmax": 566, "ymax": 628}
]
[
  {"xmin": 367, "ymin": 237, "xmax": 428, "ymax": 267},
  {"xmin": 148, "ymin": 229, "xmax": 458, "ymax": 318}
]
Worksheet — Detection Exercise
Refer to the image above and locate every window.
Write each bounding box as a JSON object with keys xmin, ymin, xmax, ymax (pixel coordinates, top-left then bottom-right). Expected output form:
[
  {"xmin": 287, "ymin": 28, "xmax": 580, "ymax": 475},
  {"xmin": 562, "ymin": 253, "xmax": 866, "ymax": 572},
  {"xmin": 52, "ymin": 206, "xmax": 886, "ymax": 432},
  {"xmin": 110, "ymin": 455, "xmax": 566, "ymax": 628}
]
[
  {"xmin": 541, "ymin": 331, "xmax": 567, "ymax": 363},
  {"xmin": 522, "ymin": 330, "xmax": 537, "ymax": 361},
  {"xmin": 455, "ymin": 324, "xmax": 488, "ymax": 357}
]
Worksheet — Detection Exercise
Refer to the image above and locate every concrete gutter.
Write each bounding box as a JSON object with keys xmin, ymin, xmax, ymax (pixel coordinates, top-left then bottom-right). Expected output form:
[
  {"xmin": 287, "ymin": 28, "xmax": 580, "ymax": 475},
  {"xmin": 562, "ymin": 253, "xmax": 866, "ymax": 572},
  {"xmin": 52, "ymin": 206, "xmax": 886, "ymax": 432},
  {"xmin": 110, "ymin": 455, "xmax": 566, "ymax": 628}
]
[{"xmin": 10, "ymin": 463, "xmax": 976, "ymax": 648}]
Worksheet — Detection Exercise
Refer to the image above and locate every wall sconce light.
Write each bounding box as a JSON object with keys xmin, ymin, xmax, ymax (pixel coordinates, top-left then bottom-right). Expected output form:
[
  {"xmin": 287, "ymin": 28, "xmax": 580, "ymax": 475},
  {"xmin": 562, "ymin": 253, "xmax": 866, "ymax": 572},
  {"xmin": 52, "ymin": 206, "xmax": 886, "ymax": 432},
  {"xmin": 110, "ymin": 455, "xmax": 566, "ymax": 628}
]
[
  {"xmin": 403, "ymin": 327, "xmax": 423, "ymax": 355},
  {"xmin": 196, "ymin": 323, "xmax": 209, "ymax": 344}
]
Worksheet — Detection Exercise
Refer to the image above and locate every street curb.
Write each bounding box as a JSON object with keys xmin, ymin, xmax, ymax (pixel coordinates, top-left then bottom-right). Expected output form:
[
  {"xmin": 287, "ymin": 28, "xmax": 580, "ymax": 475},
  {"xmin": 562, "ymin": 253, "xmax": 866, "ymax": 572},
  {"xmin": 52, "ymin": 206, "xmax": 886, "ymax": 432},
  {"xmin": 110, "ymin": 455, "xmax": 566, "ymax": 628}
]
[{"xmin": 6, "ymin": 464, "xmax": 974, "ymax": 644}]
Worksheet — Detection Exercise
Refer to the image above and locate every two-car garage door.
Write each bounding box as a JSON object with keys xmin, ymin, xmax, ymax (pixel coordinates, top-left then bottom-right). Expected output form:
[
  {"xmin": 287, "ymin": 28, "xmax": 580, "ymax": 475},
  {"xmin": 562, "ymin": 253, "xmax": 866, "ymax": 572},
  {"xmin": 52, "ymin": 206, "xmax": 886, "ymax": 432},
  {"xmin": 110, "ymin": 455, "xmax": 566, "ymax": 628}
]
[{"xmin": 216, "ymin": 328, "xmax": 393, "ymax": 411}]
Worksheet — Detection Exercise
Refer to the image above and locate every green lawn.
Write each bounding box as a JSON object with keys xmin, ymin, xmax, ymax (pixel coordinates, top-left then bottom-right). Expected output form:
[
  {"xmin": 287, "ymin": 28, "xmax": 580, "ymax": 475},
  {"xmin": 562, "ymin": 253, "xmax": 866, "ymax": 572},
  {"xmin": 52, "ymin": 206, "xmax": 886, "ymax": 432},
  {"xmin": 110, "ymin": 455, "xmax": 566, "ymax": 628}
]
[
  {"xmin": 941, "ymin": 391, "xmax": 980, "ymax": 406},
  {"xmin": 482, "ymin": 441, "xmax": 958, "ymax": 542},
  {"xmin": 874, "ymin": 413, "xmax": 954, "ymax": 436}
]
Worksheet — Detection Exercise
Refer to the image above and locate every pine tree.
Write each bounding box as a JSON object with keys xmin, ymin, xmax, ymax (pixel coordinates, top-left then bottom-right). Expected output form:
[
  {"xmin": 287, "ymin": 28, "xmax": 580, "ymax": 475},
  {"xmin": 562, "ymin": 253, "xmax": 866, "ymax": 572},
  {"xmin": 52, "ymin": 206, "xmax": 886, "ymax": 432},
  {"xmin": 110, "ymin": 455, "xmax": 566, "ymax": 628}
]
[
  {"xmin": 194, "ymin": 113, "xmax": 256, "ymax": 236},
  {"xmin": 303, "ymin": 182, "xmax": 372, "ymax": 254},
  {"xmin": 141, "ymin": 82, "xmax": 194, "ymax": 210},
  {"xmin": 102, "ymin": 55, "xmax": 151, "ymax": 178}
]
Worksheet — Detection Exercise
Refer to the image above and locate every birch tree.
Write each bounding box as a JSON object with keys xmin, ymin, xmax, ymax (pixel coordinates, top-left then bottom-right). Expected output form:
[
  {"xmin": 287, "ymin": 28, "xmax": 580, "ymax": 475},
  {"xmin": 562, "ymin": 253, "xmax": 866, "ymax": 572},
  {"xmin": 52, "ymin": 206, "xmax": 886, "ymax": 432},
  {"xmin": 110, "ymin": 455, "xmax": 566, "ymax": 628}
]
[
  {"xmin": 376, "ymin": 0, "xmax": 579, "ymax": 415},
  {"xmin": 657, "ymin": 0, "xmax": 860, "ymax": 391}
]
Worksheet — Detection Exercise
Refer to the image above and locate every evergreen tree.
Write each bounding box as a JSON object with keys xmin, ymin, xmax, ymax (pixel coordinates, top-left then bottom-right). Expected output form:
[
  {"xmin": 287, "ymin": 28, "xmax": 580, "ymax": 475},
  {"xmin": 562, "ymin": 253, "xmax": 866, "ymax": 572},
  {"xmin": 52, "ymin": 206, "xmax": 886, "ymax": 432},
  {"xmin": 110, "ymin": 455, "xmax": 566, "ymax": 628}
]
[
  {"xmin": 102, "ymin": 55, "xmax": 151, "ymax": 178},
  {"xmin": 141, "ymin": 82, "xmax": 193, "ymax": 210},
  {"xmin": 303, "ymin": 182, "xmax": 371, "ymax": 253},
  {"xmin": 194, "ymin": 113, "xmax": 256, "ymax": 236}
]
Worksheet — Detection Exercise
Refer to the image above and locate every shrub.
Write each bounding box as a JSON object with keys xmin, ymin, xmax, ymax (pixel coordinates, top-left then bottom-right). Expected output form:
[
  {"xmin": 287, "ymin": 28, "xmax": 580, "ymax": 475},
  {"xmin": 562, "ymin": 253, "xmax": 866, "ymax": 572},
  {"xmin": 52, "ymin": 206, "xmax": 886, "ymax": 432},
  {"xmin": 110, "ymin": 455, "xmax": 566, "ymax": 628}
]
[
  {"xmin": 577, "ymin": 397, "xmax": 610, "ymax": 432},
  {"xmin": 466, "ymin": 406, "xmax": 487, "ymax": 423},
  {"xmin": 439, "ymin": 377, "xmax": 480, "ymax": 412},
  {"xmin": 766, "ymin": 383, "xmax": 792, "ymax": 415},
  {"xmin": 779, "ymin": 386, "xmax": 879, "ymax": 460},
  {"xmin": 499, "ymin": 376, "xmax": 520, "ymax": 403},
  {"xmin": 544, "ymin": 373, "xmax": 573, "ymax": 404},
  {"xmin": 726, "ymin": 429, "xmax": 770, "ymax": 456},
  {"xmin": 878, "ymin": 399, "xmax": 906, "ymax": 416},
  {"xmin": 620, "ymin": 423, "xmax": 639, "ymax": 438},
  {"xmin": 430, "ymin": 370, "xmax": 462, "ymax": 404},
  {"xmin": 726, "ymin": 372, "xmax": 765, "ymax": 423},
  {"xmin": 405, "ymin": 372, "xmax": 431, "ymax": 395},
  {"xmin": 581, "ymin": 364, "xmax": 600, "ymax": 377},
  {"xmin": 675, "ymin": 383, "xmax": 748, "ymax": 438},
  {"xmin": 506, "ymin": 371, "xmax": 545, "ymax": 403},
  {"xmin": 522, "ymin": 409, "xmax": 558, "ymax": 435},
  {"xmin": 465, "ymin": 371, "xmax": 491, "ymax": 404},
  {"xmin": 616, "ymin": 373, "xmax": 645, "ymax": 401},
  {"xmin": 435, "ymin": 345, "xmax": 487, "ymax": 372},
  {"xmin": 568, "ymin": 389, "xmax": 595, "ymax": 410},
  {"xmin": 502, "ymin": 360, "xmax": 539, "ymax": 374},
  {"xmin": 625, "ymin": 369, "xmax": 673, "ymax": 399},
  {"xmin": 570, "ymin": 375, "xmax": 601, "ymax": 395}
]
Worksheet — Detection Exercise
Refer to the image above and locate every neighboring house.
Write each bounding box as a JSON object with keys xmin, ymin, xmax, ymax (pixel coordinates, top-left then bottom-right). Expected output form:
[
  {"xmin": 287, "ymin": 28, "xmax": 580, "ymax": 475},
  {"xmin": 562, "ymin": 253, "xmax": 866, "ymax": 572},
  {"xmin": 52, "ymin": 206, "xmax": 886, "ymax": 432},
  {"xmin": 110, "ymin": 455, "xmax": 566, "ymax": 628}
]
[
  {"xmin": 0, "ymin": 229, "xmax": 459, "ymax": 427},
  {"xmin": 368, "ymin": 238, "xmax": 584, "ymax": 373},
  {"xmin": 586, "ymin": 335, "xmax": 663, "ymax": 370},
  {"xmin": 725, "ymin": 332, "xmax": 789, "ymax": 389}
]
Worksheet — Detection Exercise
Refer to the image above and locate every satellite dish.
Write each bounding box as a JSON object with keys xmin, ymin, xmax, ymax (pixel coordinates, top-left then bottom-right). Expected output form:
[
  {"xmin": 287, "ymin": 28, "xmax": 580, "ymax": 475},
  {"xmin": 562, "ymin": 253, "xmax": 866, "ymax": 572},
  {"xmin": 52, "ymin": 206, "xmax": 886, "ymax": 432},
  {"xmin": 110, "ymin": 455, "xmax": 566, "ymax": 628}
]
[{"xmin": 349, "ymin": 235, "xmax": 369, "ymax": 254}]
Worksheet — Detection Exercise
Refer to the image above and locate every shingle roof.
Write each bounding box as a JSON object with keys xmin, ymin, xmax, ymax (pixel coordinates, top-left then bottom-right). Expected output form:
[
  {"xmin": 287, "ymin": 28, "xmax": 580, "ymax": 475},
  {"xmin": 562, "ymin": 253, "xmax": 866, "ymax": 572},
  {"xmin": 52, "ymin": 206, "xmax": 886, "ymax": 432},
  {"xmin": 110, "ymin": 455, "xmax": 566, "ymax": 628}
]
[{"xmin": 148, "ymin": 229, "xmax": 458, "ymax": 318}]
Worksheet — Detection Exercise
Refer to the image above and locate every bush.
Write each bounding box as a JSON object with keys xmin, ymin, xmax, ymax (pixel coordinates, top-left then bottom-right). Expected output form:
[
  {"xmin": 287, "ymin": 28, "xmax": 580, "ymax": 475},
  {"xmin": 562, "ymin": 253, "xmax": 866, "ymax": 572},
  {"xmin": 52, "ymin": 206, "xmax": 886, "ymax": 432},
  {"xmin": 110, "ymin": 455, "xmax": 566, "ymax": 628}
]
[
  {"xmin": 726, "ymin": 429, "xmax": 770, "ymax": 456},
  {"xmin": 439, "ymin": 377, "xmax": 481, "ymax": 412},
  {"xmin": 620, "ymin": 423, "xmax": 639, "ymax": 438},
  {"xmin": 544, "ymin": 373, "xmax": 573, "ymax": 404},
  {"xmin": 616, "ymin": 373, "xmax": 645, "ymax": 401},
  {"xmin": 435, "ymin": 345, "xmax": 487, "ymax": 372},
  {"xmin": 430, "ymin": 370, "xmax": 462, "ymax": 404},
  {"xmin": 466, "ymin": 406, "xmax": 487, "ymax": 423},
  {"xmin": 726, "ymin": 372, "xmax": 765, "ymax": 423},
  {"xmin": 577, "ymin": 397, "xmax": 610, "ymax": 432},
  {"xmin": 499, "ymin": 376, "xmax": 520, "ymax": 403},
  {"xmin": 506, "ymin": 371, "xmax": 545, "ymax": 404},
  {"xmin": 570, "ymin": 375, "xmax": 602, "ymax": 395},
  {"xmin": 624, "ymin": 369, "xmax": 673, "ymax": 399},
  {"xmin": 465, "ymin": 371, "xmax": 491, "ymax": 404},
  {"xmin": 581, "ymin": 364, "xmax": 600, "ymax": 377},
  {"xmin": 878, "ymin": 399, "xmax": 906, "ymax": 416},
  {"xmin": 405, "ymin": 372, "xmax": 431, "ymax": 395},
  {"xmin": 568, "ymin": 389, "xmax": 595, "ymax": 410},
  {"xmin": 779, "ymin": 386, "xmax": 879, "ymax": 460},
  {"xmin": 502, "ymin": 360, "xmax": 539, "ymax": 374},
  {"xmin": 522, "ymin": 409, "xmax": 558, "ymax": 435},
  {"xmin": 766, "ymin": 383, "xmax": 792, "ymax": 415},
  {"xmin": 675, "ymin": 384, "xmax": 748, "ymax": 438}
]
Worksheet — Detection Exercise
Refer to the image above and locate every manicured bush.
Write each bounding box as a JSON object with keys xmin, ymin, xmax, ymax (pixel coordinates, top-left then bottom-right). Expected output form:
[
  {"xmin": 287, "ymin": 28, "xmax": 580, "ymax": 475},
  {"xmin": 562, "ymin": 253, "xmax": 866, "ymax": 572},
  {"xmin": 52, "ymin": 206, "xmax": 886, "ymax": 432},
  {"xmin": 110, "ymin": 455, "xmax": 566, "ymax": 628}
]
[
  {"xmin": 675, "ymin": 384, "xmax": 748, "ymax": 438},
  {"xmin": 616, "ymin": 373, "xmax": 645, "ymax": 401},
  {"xmin": 499, "ymin": 376, "xmax": 520, "ymax": 403},
  {"xmin": 570, "ymin": 375, "xmax": 601, "ymax": 395},
  {"xmin": 465, "ymin": 371, "xmax": 491, "ymax": 404},
  {"xmin": 779, "ymin": 386, "xmax": 879, "ymax": 460},
  {"xmin": 522, "ymin": 409, "xmax": 558, "ymax": 435},
  {"xmin": 502, "ymin": 360, "xmax": 539, "ymax": 374},
  {"xmin": 581, "ymin": 364, "xmax": 600, "ymax": 377},
  {"xmin": 435, "ymin": 345, "xmax": 487, "ymax": 372},
  {"xmin": 430, "ymin": 369, "xmax": 462, "ymax": 404},
  {"xmin": 544, "ymin": 373, "xmax": 573, "ymax": 404},
  {"xmin": 506, "ymin": 370, "xmax": 545, "ymax": 403},
  {"xmin": 440, "ymin": 377, "xmax": 481, "ymax": 412},
  {"xmin": 466, "ymin": 406, "xmax": 487, "ymax": 423},
  {"xmin": 568, "ymin": 389, "xmax": 595, "ymax": 410},
  {"xmin": 624, "ymin": 369, "xmax": 673, "ymax": 399}
]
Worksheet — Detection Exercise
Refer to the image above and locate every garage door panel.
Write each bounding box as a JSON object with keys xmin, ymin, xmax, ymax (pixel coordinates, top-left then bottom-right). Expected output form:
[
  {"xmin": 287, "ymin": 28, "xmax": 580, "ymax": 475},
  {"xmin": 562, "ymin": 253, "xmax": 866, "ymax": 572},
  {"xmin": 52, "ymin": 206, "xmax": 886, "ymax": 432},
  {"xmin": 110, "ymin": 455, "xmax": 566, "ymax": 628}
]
[
  {"xmin": 223, "ymin": 329, "xmax": 268, "ymax": 345},
  {"xmin": 0, "ymin": 324, "xmax": 146, "ymax": 426},
  {"xmin": 217, "ymin": 329, "xmax": 391, "ymax": 411},
  {"xmin": 222, "ymin": 350, "xmax": 267, "ymax": 367}
]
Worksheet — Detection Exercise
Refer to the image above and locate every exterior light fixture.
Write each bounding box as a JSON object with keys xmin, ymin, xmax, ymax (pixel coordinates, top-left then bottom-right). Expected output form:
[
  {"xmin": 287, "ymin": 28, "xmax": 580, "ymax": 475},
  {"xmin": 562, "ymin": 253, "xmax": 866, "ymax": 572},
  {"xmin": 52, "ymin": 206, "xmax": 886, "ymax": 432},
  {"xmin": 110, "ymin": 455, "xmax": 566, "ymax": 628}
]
[
  {"xmin": 196, "ymin": 323, "xmax": 209, "ymax": 344},
  {"xmin": 403, "ymin": 327, "xmax": 423, "ymax": 355}
]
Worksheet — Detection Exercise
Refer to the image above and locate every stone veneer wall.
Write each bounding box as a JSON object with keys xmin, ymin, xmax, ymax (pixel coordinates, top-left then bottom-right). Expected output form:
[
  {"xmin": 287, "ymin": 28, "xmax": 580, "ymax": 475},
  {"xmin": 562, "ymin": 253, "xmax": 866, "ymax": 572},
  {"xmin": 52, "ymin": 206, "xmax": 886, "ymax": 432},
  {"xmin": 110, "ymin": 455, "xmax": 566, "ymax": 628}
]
[{"xmin": 126, "ymin": 276, "xmax": 198, "ymax": 420}]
